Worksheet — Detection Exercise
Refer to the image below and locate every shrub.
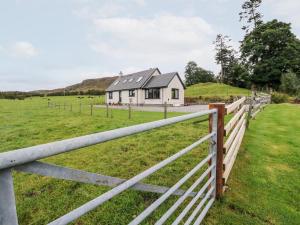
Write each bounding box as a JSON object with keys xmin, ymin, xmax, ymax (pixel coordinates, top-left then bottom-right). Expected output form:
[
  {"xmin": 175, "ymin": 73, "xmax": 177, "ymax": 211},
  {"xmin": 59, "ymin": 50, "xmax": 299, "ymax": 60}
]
[
  {"xmin": 280, "ymin": 72, "xmax": 300, "ymax": 95},
  {"xmin": 271, "ymin": 92, "xmax": 289, "ymax": 103}
]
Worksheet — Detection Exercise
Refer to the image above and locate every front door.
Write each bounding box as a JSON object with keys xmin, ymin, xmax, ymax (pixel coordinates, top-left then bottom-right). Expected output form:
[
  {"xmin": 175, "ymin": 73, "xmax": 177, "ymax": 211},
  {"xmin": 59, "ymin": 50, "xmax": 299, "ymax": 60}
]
[{"xmin": 119, "ymin": 91, "xmax": 122, "ymax": 103}]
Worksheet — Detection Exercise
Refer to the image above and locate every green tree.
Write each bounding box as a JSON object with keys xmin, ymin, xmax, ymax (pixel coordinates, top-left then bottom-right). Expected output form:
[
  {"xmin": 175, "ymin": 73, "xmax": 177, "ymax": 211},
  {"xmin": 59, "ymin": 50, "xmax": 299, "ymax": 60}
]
[
  {"xmin": 226, "ymin": 63, "xmax": 251, "ymax": 88},
  {"xmin": 241, "ymin": 19, "xmax": 300, "ymax": 89},
  {"xmin": 184, "ymin": 61, "xmax": 215, "ymax": 86},
  {"xmin": 214, "ymin": 34, "xmax": 236, "ymax": 83},
  {"xmin": 280, "ymin": 72, "xmax": 300, "ymax": 95},
  {"xmin": 239, "ymin": 0, "xmax": 263, "ymax": 33}
]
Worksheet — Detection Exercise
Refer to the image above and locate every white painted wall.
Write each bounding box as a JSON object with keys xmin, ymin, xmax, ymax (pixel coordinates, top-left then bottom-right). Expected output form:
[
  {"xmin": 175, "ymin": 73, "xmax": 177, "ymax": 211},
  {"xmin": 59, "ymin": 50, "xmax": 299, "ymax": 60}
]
[
  {"xmin": 106, "ymin": 91, "xmax": 119, "ymax": 104},
  {"xmin": 105, "ymin": 74, "xmax": 184, "ymax": 106},
  {"xmin": 143, "ymin": 75, "xmax": 184, "ymax": 106},
  {"xmin": 164, "ymin": 75, "xmax": 185, "ymax": 106}
]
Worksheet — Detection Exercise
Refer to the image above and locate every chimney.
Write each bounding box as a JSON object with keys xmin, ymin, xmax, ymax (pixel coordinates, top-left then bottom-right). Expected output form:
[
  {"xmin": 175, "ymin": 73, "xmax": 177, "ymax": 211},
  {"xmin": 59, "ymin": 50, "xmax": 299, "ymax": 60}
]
[{"xmin": 119, "ymin": 71, "xmax": 123, "ymax": 77}]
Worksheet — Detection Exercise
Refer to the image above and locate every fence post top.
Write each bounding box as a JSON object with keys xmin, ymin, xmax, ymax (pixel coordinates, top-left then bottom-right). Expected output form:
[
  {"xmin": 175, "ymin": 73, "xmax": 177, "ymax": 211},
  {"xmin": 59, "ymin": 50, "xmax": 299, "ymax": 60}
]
[{"xmin": 209, "ymin": 103, "xmax": 225, "ymax": 106}]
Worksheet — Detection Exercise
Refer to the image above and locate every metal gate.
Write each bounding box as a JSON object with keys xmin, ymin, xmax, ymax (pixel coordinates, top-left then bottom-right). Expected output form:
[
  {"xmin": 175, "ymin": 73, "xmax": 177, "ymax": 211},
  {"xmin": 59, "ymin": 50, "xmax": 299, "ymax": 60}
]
[{"xmin": 0, "ymin": 109, "xmax": 218, "ymax": 225}]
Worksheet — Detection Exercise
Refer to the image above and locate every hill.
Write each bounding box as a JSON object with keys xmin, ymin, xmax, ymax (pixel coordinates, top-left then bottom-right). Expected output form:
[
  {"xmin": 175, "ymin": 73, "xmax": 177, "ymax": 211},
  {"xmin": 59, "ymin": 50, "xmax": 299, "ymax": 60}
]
[
  {"xmin": 63, "ymin": 76, "xmax": 117, "ymax": 92},
  {"xmin": 185, "ymin": 83, "xmax": 250, "ymax": 97}
]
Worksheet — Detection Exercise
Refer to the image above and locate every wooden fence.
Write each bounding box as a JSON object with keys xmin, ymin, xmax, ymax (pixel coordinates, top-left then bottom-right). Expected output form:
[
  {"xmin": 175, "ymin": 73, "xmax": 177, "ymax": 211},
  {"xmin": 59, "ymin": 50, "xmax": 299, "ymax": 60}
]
[{"xmin": 209, "ymin": 94, "xmax": 271, "ymax": 196}]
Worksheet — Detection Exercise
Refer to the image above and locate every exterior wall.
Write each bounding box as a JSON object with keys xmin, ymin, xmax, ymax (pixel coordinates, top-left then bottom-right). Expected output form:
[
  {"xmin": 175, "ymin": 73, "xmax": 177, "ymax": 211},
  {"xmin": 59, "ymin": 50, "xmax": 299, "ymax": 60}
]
[
  {"xmin": 106, "ymin": 90, "xmax": 140, "ymax": 105},
  {"xmin": 164, "ymin": 75, "xmax": 185, "ymax": 106},
  {"xmin": 106, "ymin": 91, "xmax": 119, "ymax": 104},
  {"xmin": 105, "ymin": 75, "xmax": 184, "ymax": 106},
  {"xmin": 143, "ymin": 75, "xmax": 184, "ymax": 106}
]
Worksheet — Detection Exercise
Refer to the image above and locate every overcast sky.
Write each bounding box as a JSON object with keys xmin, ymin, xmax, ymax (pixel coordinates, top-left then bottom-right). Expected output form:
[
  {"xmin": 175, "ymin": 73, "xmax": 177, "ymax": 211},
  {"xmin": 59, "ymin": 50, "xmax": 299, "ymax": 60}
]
[{"xmin": 0, "ymin": 0, "xmax": 299, "ymax": 91}]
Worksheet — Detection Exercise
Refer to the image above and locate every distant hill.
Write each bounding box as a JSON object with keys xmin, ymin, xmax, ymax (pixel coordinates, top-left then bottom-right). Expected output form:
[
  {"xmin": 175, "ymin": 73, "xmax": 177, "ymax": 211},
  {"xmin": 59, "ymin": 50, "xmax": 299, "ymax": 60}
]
[
  {"xmin": 63, "ymin": 76, "xmax": 117, "ymax": 92},
  {"xmin": 185, "ymin": 83, "xmax": 250, "ymax": 97},
  {"xmin": 34, "ymin": 76, "xmax": 117, "ymax": 94}
]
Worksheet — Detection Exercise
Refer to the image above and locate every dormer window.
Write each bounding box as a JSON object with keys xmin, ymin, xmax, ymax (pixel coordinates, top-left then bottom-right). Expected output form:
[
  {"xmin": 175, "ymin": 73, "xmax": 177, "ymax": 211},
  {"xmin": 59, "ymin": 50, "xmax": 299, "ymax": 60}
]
[{"xmin": 136, "ymin": 76, "xmax": 143, "ymax": 82}]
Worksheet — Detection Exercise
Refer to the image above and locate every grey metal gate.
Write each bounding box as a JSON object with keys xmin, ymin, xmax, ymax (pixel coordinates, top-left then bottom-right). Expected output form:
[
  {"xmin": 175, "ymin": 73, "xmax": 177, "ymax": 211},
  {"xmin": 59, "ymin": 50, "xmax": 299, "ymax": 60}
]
[{"xmin": 0, "ymin": 109, "xmax": 218, "ymax": 225}]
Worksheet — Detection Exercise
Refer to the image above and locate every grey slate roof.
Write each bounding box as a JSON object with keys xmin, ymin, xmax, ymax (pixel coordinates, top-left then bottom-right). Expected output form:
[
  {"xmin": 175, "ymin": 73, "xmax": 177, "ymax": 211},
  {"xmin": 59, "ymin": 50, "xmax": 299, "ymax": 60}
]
[
  {"xmin": 143, "ymin": 72, "xmax": 185, "ymax": 89},
  {"xmin": 106, "ymin": 68, "xmax": 159, "ymax": 91}
]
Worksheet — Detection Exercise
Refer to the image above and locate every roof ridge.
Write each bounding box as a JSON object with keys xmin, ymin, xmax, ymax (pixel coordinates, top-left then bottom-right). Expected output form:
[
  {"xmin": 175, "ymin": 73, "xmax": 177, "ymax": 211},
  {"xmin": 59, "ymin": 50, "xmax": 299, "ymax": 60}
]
[{"xmin": 121, "ymin": 68, "xmax": 157, "ymax": 78}]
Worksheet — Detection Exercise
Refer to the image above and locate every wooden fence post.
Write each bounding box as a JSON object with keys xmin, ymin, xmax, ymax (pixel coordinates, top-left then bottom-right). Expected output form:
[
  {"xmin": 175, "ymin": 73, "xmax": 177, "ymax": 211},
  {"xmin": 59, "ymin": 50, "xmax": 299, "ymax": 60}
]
[
  {"xmin": 209, "ymin": 103, "xmax": 225, "ymax": 199},
  {"xmin": 90, "ymin": 103, "xmax": 93, "ymax": 116},
  {"xmin": 128, "ymin": 102, "xmax": 131, "ymax": 119},
  {"xmin": 106, "ymin": 104, "xmax": 109, "ymax": 118},
  {"xmin": 246, "ymin": 93, "xmax": 254, "ymax": 129},
  {"xmin": 164, "ymin": 102, "xmax": 167, "ymax": 119}
]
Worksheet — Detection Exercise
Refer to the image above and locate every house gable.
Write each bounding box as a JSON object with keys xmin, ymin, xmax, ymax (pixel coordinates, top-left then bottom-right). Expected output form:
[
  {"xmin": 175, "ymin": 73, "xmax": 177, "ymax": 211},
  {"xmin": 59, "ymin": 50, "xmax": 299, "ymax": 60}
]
[{"xmin": 143, "ymin": 72, "xmax": 185, "ymax": 89}]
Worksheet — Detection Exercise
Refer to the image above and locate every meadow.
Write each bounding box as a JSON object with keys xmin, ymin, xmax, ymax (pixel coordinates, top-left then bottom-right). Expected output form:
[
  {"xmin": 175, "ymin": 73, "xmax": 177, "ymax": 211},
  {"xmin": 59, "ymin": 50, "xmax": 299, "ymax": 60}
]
[
  {"xmin": 0, "ymin": 96, "xmax": 212, "ymax": 225},
  {"xmin": 1, "ymin": 97, "xmax": 299, "ymax": 225}
]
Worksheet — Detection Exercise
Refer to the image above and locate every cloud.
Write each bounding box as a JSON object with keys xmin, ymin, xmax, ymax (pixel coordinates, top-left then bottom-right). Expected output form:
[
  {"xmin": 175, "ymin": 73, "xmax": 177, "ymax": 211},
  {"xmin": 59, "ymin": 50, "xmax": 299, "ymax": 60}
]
[
  {"xmin": 11, "ymin": 41, "xmax": 38, "ymax": 58},
  {"xmin": 89, "ymin": 14, "xmax": 217, "ymax": 73},
  {"xmin": 73, "ymin": 2, "xmax": 125, "ymax": 19},
  {"xmin": 264, "ymin": 0, "xmax": 300, "ymax": 29}
]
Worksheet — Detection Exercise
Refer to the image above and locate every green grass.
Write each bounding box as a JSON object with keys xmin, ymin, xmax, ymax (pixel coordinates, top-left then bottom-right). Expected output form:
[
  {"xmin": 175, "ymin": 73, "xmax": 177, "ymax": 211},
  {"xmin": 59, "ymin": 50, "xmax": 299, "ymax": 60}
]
[
  {"xmin": 185, "ymin": 83, "xmax": 250, "ymax": 98},
  {"xmin": 1, "ymin": 97, "xmax": 299, "ymax": 225},
  {"xmin": 0, "ymin": 97, "xmax": 212, "ymax": 225},
  {"xmin": 206, "ymin": 104, "xmax": 300, "ymax": 225}
]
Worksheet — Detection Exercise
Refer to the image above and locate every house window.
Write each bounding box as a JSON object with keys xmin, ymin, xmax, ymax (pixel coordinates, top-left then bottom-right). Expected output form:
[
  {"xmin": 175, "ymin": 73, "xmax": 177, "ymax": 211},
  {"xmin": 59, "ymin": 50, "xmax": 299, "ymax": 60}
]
[
  {"xmin": 145, "ymin": 88, "xmax": 160, "ymax": 99},
  {"xmin": 129, "ymin": 89, "xmax": 135, "ymax": 97},
  {"xmin": 172, "ymin": 89, "xmax": 179, "ymax": 99},
  {"xmin": 108, "ymin": 92, "xmax": 113, "ymax": 99}
]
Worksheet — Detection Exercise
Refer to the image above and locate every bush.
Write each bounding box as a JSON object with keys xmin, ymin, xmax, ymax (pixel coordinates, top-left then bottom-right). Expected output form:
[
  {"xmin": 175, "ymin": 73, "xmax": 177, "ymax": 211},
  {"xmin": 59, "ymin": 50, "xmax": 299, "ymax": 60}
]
[
  {"xmin": 280, "ymin": 72, "xmax": 300, "ymax": 95},
  {"xmin": 271, "ymin": 92, "xmax": 289, "ymax": 103}
]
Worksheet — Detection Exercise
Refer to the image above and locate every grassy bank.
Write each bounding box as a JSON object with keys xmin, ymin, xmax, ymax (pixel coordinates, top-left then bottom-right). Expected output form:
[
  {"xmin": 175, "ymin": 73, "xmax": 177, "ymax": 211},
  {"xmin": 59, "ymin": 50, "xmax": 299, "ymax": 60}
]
[
  {"xmin": 205, "ymin": 104, "xmax": 300, "ymax": 225},
  {"xmin": 185, "ymin": 83, "xmax": 250, "ymax": 98}
]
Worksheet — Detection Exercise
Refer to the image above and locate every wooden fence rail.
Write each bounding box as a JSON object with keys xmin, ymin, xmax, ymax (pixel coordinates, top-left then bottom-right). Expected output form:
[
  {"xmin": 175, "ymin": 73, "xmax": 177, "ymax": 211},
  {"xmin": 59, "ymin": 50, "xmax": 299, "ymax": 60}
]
[{"xmin": 209, "ymin": 94, "xmax": 270, "ymax": 195}]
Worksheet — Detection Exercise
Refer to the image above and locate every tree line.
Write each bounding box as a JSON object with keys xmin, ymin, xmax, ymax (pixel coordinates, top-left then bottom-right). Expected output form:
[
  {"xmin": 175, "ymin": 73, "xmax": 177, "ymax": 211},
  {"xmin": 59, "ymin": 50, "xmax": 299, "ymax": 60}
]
[
  {"xmin": 185, "ymin": 0, "xmax": 300, "ymax": 96},
  {"xmin": 0, "ymin": 89, "xmax": 106, "ymax": 100}
]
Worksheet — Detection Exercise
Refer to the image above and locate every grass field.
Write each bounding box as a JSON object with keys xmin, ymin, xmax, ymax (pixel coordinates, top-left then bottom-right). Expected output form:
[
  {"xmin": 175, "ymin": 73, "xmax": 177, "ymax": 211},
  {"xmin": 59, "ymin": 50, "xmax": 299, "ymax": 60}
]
[
  {"xmin": 185, "ymin": 83, "xmax": 250, "ymax": 98},
  {"xmin": 1, "ymin": 97, "xmax": 299, "ymax": 225},
  {"xmin": 206, "ymin": 104, "xmax": 300, "ymax": 225},
  {"xmin": 0, "ymin": 97, "xmax": 212, "ymax": 225}
]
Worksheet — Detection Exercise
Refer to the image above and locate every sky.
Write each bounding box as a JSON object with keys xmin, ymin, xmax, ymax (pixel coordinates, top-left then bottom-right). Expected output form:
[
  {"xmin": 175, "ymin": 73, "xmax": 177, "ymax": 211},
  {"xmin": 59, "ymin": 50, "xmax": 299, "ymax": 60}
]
[{"xmin": 0, "ymin": 0, "xmax": 299, "ymax": 91}]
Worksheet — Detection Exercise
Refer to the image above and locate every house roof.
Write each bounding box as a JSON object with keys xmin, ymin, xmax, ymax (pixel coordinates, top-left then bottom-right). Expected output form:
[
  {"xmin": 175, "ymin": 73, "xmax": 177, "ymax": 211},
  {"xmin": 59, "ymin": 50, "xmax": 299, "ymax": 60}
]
[
  {"xmin": 143, "ymin": 72, "xmax": 186, "ymax": 89},
  {"xmin": 106, "ymin": 68, "xmax": 159, "ymax": 91}
]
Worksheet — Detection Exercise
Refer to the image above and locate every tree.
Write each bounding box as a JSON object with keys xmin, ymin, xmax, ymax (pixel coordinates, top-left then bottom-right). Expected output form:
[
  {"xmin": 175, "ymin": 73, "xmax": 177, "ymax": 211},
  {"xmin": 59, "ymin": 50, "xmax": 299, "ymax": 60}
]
[
  {"xmin": 184, "ymin": 61, "xmax": 215, "ymax": 86},
  {"xmin": 280, "ymin": 72, "xmax": 300, "ymax": 95},
  {"xmin": 214, "ymin": 34, "xmax": 237, "ymax": 83},
  {"xmin": 226, "ymin": 63, "xmax": 250, "ymax": 88},
  {"xmin": 241, "ymin": 19, "xmax": 300, "ymax": 90},
  {"xmin": 239, "ymin": 0, "xmax": 263, "ymax": 33}
]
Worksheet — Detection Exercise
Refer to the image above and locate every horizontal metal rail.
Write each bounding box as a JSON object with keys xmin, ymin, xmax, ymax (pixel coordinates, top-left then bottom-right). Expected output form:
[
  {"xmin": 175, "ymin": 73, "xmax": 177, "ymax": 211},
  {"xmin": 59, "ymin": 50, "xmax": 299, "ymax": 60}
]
[
  {"xmin": 15, "ymin": 161, "xmax": 197, "ymax": 197},
  {"xmin": 0, "ymin": 109, "xmax": 216, "ymax": 170},
  {"xmin": 48, "ymin": 132, "xmax": 215, "ymax": 225},
  {"xmin": 155, "ymin": 165, "xmax": 215, "ymax": 225},
  {"xmin": 129, "ymin": 154, "xmax": 215, "ymax": 225},
  {"xmin": 184, "ymin": 187, "xmax": 215, "ymax": 225},
  {"xmin": 171, "ymin": 176, "xmax": 214, "ymax": 225}
]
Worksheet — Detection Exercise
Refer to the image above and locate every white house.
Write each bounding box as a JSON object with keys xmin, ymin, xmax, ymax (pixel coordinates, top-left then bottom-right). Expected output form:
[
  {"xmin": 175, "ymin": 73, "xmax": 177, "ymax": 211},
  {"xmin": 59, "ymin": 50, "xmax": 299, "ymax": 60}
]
[{"xmin": 105, "ymin": 68, "xmax": 185, "ymax": 106}]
